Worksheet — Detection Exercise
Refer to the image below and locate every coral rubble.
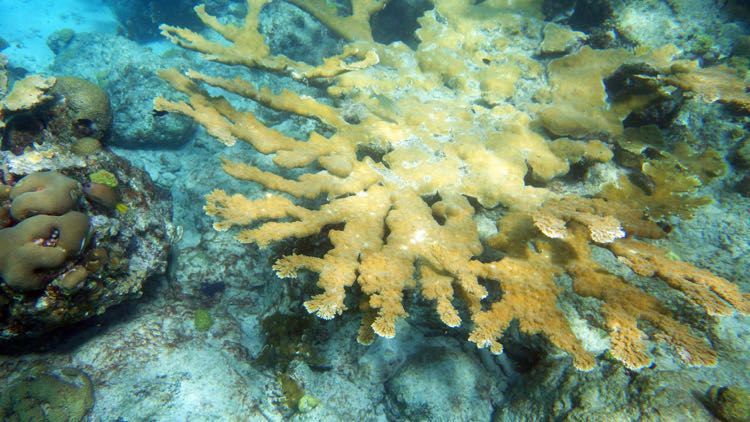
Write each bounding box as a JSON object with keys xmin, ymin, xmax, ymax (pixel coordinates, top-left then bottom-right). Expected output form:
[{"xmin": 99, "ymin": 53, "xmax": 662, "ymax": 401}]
[{"xmin": 156, "ymin": 0, "xmax": 750, "ymax": 370}]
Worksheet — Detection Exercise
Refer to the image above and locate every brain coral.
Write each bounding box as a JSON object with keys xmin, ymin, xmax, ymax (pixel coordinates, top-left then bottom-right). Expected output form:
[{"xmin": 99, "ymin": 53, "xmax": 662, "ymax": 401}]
[{"xmin": 0, "ymin": 171, "xmax": 89, "ymax": 291}]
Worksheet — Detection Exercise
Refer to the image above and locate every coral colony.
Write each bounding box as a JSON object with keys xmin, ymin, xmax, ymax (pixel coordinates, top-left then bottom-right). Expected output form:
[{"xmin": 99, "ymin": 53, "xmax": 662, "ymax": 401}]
[{"xmin": 154, "ymin": 0, "xmax": 750, "ymax": 371}]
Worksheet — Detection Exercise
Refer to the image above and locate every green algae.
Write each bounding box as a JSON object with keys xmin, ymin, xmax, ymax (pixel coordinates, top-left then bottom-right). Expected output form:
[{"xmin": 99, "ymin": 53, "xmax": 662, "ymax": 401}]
[
  {"xmin": 257, "ymin": 312, "xmax": 327, "ymax": 371},
  {"xmin": 278, "ymin": 372, "xmax": 305, "ymax": 412},
  {"xmin": 89, "ymin": 170, "xmax": 118, "ymax": 188},
  {"xmin": 193, "ymin": 308, "xmax": 214, "ymax": 332},
  {"xmin": 708, "ymin": 385, "xmax": 750, "ymax": 422},
  {"xmin": 298, "ymin": 394, "xmax": 321, "ymax": 413}
]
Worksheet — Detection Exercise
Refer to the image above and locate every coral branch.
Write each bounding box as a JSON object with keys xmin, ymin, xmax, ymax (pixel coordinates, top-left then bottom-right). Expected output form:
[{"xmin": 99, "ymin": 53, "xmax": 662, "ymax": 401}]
[
  {"xmin": 158, "ymin": 0, "xmax": 749, "ymax": 371},
  {"xmin": 285, "ymin": 0, "xmax": 388, "ymax": 42},
  {"xmin": 468, "ymin": 256, "xmax": 597, "ymax": 371},
  {"xmin": 159, "ymin": 1, "xmax": 379, "ymax": 79},
  {"xmin": 609, "ymin": 239, "xmax": 750, "ymax": 316}
]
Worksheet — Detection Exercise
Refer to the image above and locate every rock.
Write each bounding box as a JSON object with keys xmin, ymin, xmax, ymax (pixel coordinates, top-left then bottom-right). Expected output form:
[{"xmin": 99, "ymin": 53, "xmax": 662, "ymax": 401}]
[
  {"xmin": 0, "ymin": 144, "xmax": 175, "ymax": 341},
  {"xmin": 50, "ymin": 33, "xmax": 194, "ymax": 148},
  {"xmin": 47, "ymin": 29, "xmax": 76, "ymax": 55},
  {"xmin": 386, "ymin": 347, "xmax": 494, "ymax": 421},
  {"xmin": 707, "ymin": 385, "xmax": 750, "ymax": 422}
]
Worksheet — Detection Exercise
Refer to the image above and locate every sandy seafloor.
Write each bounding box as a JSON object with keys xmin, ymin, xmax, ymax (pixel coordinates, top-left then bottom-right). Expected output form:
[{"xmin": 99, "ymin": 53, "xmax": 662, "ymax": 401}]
[{"xmin": 0, "ymin": 0, "xmax": 749, "ymax": 421}]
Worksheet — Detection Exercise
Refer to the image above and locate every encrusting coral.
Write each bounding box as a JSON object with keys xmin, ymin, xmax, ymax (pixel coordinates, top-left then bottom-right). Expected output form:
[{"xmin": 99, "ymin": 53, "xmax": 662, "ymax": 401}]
[{"xmin": 156, "ymin": 0, "xmax": 750, "ymax": 370}]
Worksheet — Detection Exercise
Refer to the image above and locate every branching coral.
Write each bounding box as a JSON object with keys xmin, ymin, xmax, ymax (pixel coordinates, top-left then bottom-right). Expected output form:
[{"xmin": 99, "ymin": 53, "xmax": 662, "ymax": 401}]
[
  {"xmin": 490, "ymin": 197, "xmax": 744, "ymax": 369},
  {"xmin": 284, "ymin": 0, "xmax": 388, "ymax": 42},
  {"xmin": 156, "ymin": 0, "xmax": 749, "ymax": 370},
  {"xmin": 158, "ymin": 0, "xmax": 379, "ymax": 81}
]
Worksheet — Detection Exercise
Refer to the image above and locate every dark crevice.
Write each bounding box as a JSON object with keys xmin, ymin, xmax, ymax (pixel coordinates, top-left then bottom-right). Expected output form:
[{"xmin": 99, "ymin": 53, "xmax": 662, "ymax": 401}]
[
  {"xmin": 289, "ymin": 222, "xmax": 346, "ymax": 259},
  {"xmin": 477, "ymin": 276, "xmax": 501, "ymax": 311},
  {"xmin": 543, "ymin": 0, "xmax": 613, "ymax": 32},
  {"xmin": 356, "ymin": 142, "xmax": 391, "ymax": 163},
  {"xmin": 371, "ymin": 0, "xmax": 434, "ymax": 49},
  {"xmin": 524, "ymin": 162, "xmax": 548, "ymax": 188},
  {"xmin": 422, "ymin": 193, "xmax": 441, "ymax": 207}
]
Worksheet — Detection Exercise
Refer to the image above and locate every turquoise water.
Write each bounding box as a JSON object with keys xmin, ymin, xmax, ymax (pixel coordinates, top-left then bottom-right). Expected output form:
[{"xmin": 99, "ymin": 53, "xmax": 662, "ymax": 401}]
[{"xmin": 1, "ymin": 1, "xmax": 749, "ymax": 420}]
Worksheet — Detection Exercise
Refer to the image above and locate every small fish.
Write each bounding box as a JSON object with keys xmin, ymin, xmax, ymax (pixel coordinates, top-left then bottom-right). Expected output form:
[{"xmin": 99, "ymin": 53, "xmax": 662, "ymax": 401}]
[
  {"xmin": 374, "ymin": 94, "xmax": 400, "ymax": 115},
  {"xmin": 83, "ymin": 182, "xmax": 119, "ymax": 208},
  {"xmin": 368, "ymin": 94, "xmax": 402, "ymax": 123}
]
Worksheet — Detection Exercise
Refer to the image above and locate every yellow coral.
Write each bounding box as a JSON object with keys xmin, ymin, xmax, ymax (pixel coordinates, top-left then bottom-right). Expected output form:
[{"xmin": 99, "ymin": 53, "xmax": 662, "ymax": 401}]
[
  {"xmin": 665, "ymin": 62, "xmax": 750, "ymax": 114},
  {"xmin": 159, "ymin": 1, "xmax": 379, "ymax": 80},
  {"xmin": 157, "ymin": 0, "xmax": 749, "ymax": 371},
  {"xmin": 531, "ymin": 197, "xmax": 626, "ymax": 243},
  {"xmin": 539, "ymin": 23, "xmax": 586, "ymax": 54},
  {"xmin": 609, "ymin": 239, "xmax": 750, "ymax": 317},
  {"xmin": 1, "ymin": 75, "xmax": 56, "ymax": 112},
  {"xmin": 467, "ymin": 255, "xmax": 597, "ymax": 371},
  {"xmin": 538, "ymin": 44, "xmax": 686, "ymax": 138},
  {"xmin": 285, "ymin": 0, "xmax": 387, "ymax": 42},
  {"xmin": 491, "ymin": 204, "xmax": 727, "ymax": 370}
]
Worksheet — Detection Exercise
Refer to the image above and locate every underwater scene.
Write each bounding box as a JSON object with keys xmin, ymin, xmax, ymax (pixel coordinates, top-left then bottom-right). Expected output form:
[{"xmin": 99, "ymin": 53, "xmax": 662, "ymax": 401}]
[{"xmin": 1, "ymin": 0, "xmax": 750, "ymax": 420}]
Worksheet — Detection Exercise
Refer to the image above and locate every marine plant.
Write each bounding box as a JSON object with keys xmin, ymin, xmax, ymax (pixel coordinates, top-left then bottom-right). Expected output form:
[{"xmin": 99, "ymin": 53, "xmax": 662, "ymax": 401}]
[
  {"xmin": 155, "ymin": 0, "xmax": 750, "ymax": 370},
  {"xmin": 707, "ymin": 385, "xmax": 750, "ymax": 422},
  {"xmin": 193, "ymin": 308, "xmax": 214, "ymax": 332}
]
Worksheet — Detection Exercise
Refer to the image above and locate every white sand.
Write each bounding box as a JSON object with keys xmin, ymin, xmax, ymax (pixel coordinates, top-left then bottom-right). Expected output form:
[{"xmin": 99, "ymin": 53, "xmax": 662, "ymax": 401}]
[{"xmin": 0, "ymin": 0, "xmax": 117, "ymax": 72}]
